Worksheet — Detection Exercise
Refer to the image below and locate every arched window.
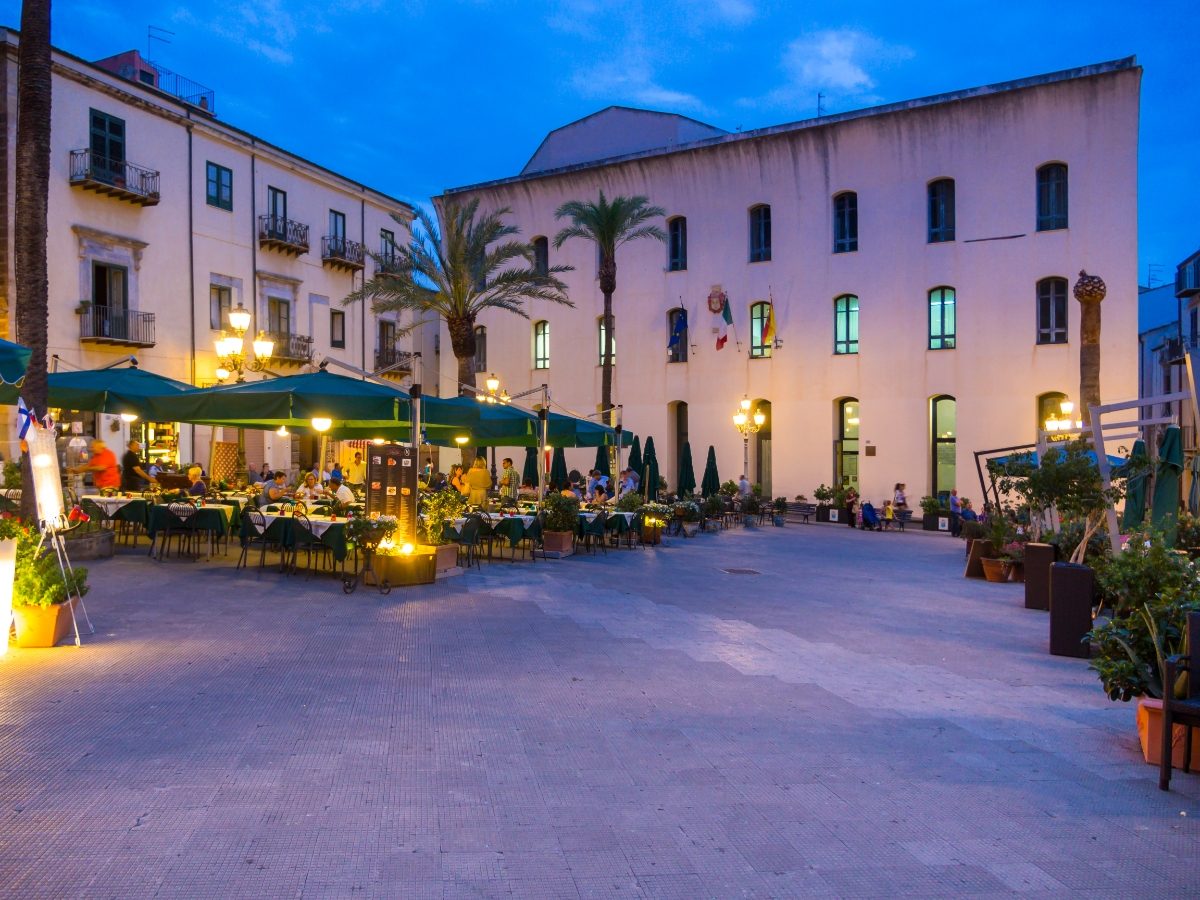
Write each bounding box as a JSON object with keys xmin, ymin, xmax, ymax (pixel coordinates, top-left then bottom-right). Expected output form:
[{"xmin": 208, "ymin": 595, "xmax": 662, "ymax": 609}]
[
  {"xmin": 667, "ymin": 308, "xmax": 688, "ymax": 363},
  {"xmin": 473, "ymin": 325, "xmax": 487, "ymax": 371},
  {"xmin": 749, "ymin": 301, "xmax": 774, "ymax": 358},
  {"xmin": 532, "ymin": 236, "xmax": 549, "ymax": 275},
  {"xmin": 928, "ymin": 287, "xmax": 956, "ymax": 350},
  {"xmin": 931, "ymin": 395, "xmax": 956, "ymax": 499},
  {"xmin": 667, "ymin": 217, "xmax": 687, "ymax": 271},
  {"xmin": 1036, "ymin": 163, "xmax": 1068, "ymax": 231},
  {"xmin": 533, "ymin": 320, "xmax": 549, "ymax": 369},
  {"xmin": 749, "ymin": 204, "xmax": 771, "ymax": 262},
  {"xmin": 833, "ymin": 192, "xmax": 858, "ymax": 253},
  {"xmin": 834, "ymin": 294, "xmax": 859, "ymax": 355},
  {"xmin": 1036, "ymin": 277, "xmax": 1068, "ymax": 344},
  {"xmin": 1037, "ymin": 392, "xmax": 1068, "ymax": 433},
  {"xmin": 597, "ymin": 316, "xmax": 614, "ymax": 366},
  {"xmin": 836, "ymin": 399, "xmax": 860, "ymax": 490},
  {"xmin": 928, "ymin": 178, "xmax": 955, "ymax": 243}
]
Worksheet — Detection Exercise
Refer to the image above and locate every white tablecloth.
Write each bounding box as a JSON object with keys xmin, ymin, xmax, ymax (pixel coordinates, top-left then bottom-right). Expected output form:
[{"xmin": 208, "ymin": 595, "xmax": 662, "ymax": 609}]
[
  {"xmin": 262, "ymin": 513, "xmax": 342, "ymax": 537},
  {"xmin": 579, "ymin": 511, "xmax": 634, "ymax": 523},
  {"xmin": 81, "ymin": 494, "xmax": 139, "ymax": 514}
]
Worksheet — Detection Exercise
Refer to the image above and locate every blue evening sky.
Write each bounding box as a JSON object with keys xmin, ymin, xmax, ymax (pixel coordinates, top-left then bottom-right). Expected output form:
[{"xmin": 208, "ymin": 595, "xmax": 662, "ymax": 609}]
[{"xmin": 7, "ymin": 0, "xmax": 1199, "ymax": 282}]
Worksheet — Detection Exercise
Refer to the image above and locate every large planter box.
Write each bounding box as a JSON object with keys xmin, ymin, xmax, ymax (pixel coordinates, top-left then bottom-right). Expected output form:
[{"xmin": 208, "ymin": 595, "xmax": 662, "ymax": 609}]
[
  {"xmin": 434, "ymin": 543, "xmax": 460, "ymax": 574},
  {"xmin": 1137, "ymin": 697, "xmax": 1200, "ymax": 768},
  {"xmin": 922, "ymin": 513, "xmax": 950, "ymax": 532},
  {"xmin": 1049, "ymin": 562, "xmax": 1094, "ymax": 658},
  {"xmin": 964, "ymin": 540, "xmax": 994, "ymax": 579},
  {"xmin": 13, "ymin": 597, "xmax": 77, "ymax": 648},
  {"xmin": 641, "ymin": 524, "xmax": 663, "ymax": 546},
  {"xmin": 543, "ymin": 530, "xmax": 574, "ymax": 556},
  {"xmin": 371, "ymin": 549, "xmax": 436, "ymax": 587},
  {"xmin": 815, "ymin": 505, "xmax": 831, "ymax": 523},
  {"xmin": 64, "ymin": 528, "xmax": 115, "ymax": 560},
  {"xmin": 1024, "ymin": 543, "xmax": 1056, "ymax": 610}
]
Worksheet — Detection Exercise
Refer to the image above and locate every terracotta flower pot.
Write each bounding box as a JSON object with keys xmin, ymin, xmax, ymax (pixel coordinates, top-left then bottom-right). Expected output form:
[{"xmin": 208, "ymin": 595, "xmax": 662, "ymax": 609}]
[
  {"xmin": 1006, "ymin": 560, "xmax": 1025, "ymax": 583},
  {"xmin": 434, "ymin": 543, "xmax": 459, "ymax": 573},
  {"xmin": 1136, "ymin": 697, "xmax": 1200, "ymax": 768},
  {"xmin": 543, "ymin": 530, "xmax": 574, "ymax": 556},
  {"xmin": 642, "ymin": 524, "xmax": 662, "ymax": 546},
  {"xmin": 980, "ymin": 557, "xmax": 1009, "ymax": 583},
  {"xmin": 12, "ymin": 598, "xmax": 76, "ymax": 648},
  {"xmin": 964, "ymin": 540, "xmax": 994, "ymax": 579}
]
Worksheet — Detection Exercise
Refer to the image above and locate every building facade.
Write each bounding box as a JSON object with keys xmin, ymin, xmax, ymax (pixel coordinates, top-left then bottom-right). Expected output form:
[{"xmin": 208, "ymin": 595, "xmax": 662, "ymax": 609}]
[
  {"xmin": 0, "ymin": 31, "xmax": 423, "ymax": 473},
  {"xmin": 442, "ymin": 60, "xmax": 1141, "ymax": 505}
]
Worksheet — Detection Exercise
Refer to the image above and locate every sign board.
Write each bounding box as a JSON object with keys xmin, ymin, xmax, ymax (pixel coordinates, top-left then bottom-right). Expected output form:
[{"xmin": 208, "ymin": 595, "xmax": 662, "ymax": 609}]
[
  {"xmin": 938, "ymin": 516, "xmax": 950, "ymax": 531},
  {"xmin": 367, "ymin": 443, "xmax": 418, "ymax": 544},
  {"xmin": 828, "ymin": 508, "xmax": 840, "ymax": 523}
]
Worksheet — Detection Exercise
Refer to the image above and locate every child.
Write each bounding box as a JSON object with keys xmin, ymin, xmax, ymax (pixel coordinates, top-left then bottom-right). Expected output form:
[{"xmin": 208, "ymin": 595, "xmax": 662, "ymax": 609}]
[{"xmin": 882, "ymin": 499, "xmax": 895, "ymax": 530}]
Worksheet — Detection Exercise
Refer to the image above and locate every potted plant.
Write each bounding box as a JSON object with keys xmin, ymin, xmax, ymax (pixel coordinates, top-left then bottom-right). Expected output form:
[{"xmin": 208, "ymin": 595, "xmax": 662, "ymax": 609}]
[
  {"xmin": 639, "ymin": 501, "xmax": 671, "ymax": 544},
  {"xmin": 919, "ymin": 495, "xmax": 950, "ymax": 532},
  {"xmin": 813, "ymin": 483, "xmax": 834, "ymax": 522},
  {"xmin": 1089, "ymin": 533, "xmax": 1200, "ymax": 767},
  {"xmin": 2, "ymin": 516, "xmax": 90, "ymax": 648},
  {"xmin": 701, "ymin": 493, "xmax": 725, "ymax": 531},
  {"xmin": 420, "ymin": 489, "xmax": 467, "ymax": 572},
  {"xmin": 673, "ymin": 499, "xmax": 702, "ymax": 537},
  {"xmin": 772, "ymin": 497, "xmax": 788, "ymax": 526},
  {"xmin": 741, "ymin": 494, "xmax": 760, "ymax": 528},
  {"xmin": 541, "ymin": 492, "xmax": 579, "ymax": 555},
  {"xmin": 62, "ymin": 520, "xmax": 115, "ymax": 560},
  {"xmin": 1000, "ymin": 540, "xmax": 1026, "ymax": 582}
]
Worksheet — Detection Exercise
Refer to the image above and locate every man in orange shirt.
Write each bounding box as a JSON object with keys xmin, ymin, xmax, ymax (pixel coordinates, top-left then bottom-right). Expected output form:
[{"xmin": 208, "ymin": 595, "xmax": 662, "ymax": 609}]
[{"xmin": 71, "ymin": 438, "xmax": 121, "ymax": 490}]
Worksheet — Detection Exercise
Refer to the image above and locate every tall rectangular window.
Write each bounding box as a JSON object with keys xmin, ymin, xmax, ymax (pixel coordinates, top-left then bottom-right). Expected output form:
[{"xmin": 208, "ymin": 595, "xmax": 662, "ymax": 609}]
[
  {"xmin": 1036, "ymin": 164, "xmax": 1068, "ymax": 231},
  {"xmin": 749, "ymin": 301, "xmax": 773, "ymax": 358},
  {"xmin": 380, "ymin": 228, "xmax": 396, "ymax": 260},
  {"xmin": 328, "ymin": 210, "xmax": 346, "ymax": 253},
  {"xmin": 267, "ymin": 186, "xmax": 287, "ymax": 221},
  {"xmin": 206, "ymin": 162, "xmax": 233, "ymax": 210},
  {"xmin": 668, "ymin": 217, "xmax": 687, "ymax": 271},
  {"xmin": 833, "ymin": 192, "xmax": 858, "ymax": 253},
  {"xmin": 1036, "ymin": 277, "xmax": 1068, "ymax": 345},
  {"xmin": 209, "ymin": 284, "xmax": 231, "ymax": 330},
  {"xmin": 834, "ymin": 295, "xmax": 859, "ymax": 354},
  {"xmin": 532, "ymin": 237, "xmax": 549, "ymax": 276},
  {"xmin": 473, "ymin": 326, "xmax": 487, "ymax": 371},
  {"xmin": 749, "ymin": 205, "xmax": 771, "ymax": 262},
  {"xmin": 378, "ymin": 319, "xmax": 395, "ymax": 350},
  {"xmin": 330, "ymin": 310, "xmax": 345, "ymax": 348},
  {"xmin": 928, "ymin": 287, "xmax": 956, "ymax": 350},
  {"xmin": 89, "ymin": 109, "xmax": 125, "ymax": 183},
  {"xmin": 928, "ymin": 179, "xmax": 955, "ymax": 243},
  {"xmin": 93, "ymin": 262, "xmax": 127, "ymax": 311},
  {"xmin": 268, "ymin": 297, "xmax": 290, "ymax": 335},
  {"xmin": 533, "ymin": 321, "xmax": 549, "ymax": 369}
]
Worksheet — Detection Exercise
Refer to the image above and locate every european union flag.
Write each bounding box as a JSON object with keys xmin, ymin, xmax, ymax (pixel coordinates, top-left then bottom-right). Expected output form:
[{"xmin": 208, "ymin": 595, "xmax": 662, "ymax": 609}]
[{"xmin": 667, "ymin": 308, "xmax": 687, "ymax": 352}]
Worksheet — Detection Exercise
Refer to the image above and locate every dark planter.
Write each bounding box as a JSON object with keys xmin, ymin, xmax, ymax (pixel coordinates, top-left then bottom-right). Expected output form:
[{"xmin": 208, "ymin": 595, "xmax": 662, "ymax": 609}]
[
  {"xmin": 922, "ymin": 512, "xmax": 950, "ymax": 532},
  {"xmin": 964, "ymin": 539, "xmax": 994, "ymax": 578},
  {"xmin": 1049, "ymin": 562, "xmax": 1094, "ymax": 658},
  {"xmin": 1024, "ymin": 542, "xmax": 1057, "ymax": 611},
  {"xmin": 815, "ymin": 505, "xmax": 831, "ymax": 523}
]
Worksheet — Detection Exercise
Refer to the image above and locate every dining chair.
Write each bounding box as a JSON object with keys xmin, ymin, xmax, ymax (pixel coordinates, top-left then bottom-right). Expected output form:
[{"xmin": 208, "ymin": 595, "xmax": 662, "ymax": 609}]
[{"xmin": 236, "ymin": 508, "xmax": 274, "ymax": 575}]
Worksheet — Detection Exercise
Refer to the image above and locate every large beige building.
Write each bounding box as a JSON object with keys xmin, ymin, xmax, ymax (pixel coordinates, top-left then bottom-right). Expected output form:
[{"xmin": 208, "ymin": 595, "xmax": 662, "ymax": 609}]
[
  {"xmin": 0, "ymin": 32, "xmax": 422, "ymax": 471},
  {"xmin": 442, "ymin": 59, "xmax": 1142, "ymax": 504}
]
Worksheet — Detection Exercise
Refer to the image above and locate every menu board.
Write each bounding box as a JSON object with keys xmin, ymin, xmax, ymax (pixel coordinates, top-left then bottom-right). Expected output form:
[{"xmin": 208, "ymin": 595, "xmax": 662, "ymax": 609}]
[{"xmin": 367, "ymin": 443, "xmax": 418, "ymax": 543}]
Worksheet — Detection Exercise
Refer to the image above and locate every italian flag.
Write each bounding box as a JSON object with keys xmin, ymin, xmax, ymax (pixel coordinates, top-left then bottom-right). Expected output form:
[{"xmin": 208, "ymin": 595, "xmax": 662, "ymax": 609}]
[{"xmin": 715, "ymin": 296, "xmax": 733, "ymax": 350}]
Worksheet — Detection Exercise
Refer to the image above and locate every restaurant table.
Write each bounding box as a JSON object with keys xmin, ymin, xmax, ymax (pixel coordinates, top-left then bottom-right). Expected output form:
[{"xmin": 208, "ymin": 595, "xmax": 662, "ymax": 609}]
[
  {"xmin": 578, "ymin": 511, "xmax": 635, "ymax": 523},
  {"xmin": 81, "ymin": 494, "xmax": 154, "ymax": 530},
  {"xmin": 242, "ymin": 512, "xmax": 350, "ymax": 564},
  {"xmin": 146, "ymin": 502, "xmax": 235, "ymax": 539}
]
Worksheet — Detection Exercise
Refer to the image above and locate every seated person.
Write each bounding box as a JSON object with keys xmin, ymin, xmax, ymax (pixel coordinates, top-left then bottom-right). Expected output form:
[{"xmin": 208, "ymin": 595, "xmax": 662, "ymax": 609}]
[
  {"xmin": 186, "ymin": 466, "xmax": 207, "ymax": 497},
  {"xmin": 961, "ymin": 499, "xmax": 979, "ymax": 522},
  {"xmin": 593, "ymin": 485, "xmax": 609, "ymax": 504},
  {"xmin": 258, "ymin": 471, "xmax": 291, "ymax": 507},
  {"xmin": 296, "ymin": 472, "xmax": 324, "ymax": 502},
  {"xmin": 324, "ymin": 472, "xmax": 355, "ymax": 505}
]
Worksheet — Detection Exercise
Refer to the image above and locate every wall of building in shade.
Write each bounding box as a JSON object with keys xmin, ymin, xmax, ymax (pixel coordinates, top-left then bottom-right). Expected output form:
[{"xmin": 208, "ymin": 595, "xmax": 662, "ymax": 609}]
[
  {"xmin": 0, "ymin": 31, "xmax": 427, "ymax": 473},
  {"xmin": 441, "ymin": 61, "xmax": 1142, "ymax": 505}
]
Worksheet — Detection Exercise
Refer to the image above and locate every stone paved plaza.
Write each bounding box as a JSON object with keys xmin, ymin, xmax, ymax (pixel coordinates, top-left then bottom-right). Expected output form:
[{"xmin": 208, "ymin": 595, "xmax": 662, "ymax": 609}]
[{"xmin": 1, "ymin": 523, "xmax": 1197, "ymax": 898}]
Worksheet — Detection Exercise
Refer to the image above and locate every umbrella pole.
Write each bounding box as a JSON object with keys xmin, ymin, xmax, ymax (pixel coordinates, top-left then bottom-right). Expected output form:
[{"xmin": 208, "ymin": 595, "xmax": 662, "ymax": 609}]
[
  {"xmin": 615, "ymin": 424, "xmax": 624, "ymax": 500},
  {"xmin": 538, "ymin": 407, "xmax": 548, "ymax": 504}
]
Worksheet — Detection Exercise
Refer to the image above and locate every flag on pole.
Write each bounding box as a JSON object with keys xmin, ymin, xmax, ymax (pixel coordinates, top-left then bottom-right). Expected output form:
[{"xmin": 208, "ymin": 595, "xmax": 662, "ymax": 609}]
[
  {"xmin": 763, "ymin": 300, "xmax": 777, "ymax": 346},
  {"xmin": 667, "ymin": 308, "xmax": 688, "ymax": 355},
  {"xmin": 16, "ymin": 397, "xmax": 34, "ymax": 440},
  {"xmin": 715, "ymin": 294, "xmax": 733, "ymax": 350}
]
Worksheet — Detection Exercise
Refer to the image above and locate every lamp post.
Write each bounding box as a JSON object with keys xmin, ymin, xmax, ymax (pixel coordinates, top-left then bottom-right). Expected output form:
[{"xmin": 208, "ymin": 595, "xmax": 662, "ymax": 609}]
[
  {"xmin": 213, "ymin": 303, "xmax": 275, "ymax": 480},
  {"xmin": 732, "ymin": 396, "xmax": 766, "ymax": 481},
  {"xmin": 1043, "ymin": 398, "xmax": 1083, "ymax": 438},
  {"xmin": 475, "ymin": 372, "xmax": 511, "ymax": 482}
]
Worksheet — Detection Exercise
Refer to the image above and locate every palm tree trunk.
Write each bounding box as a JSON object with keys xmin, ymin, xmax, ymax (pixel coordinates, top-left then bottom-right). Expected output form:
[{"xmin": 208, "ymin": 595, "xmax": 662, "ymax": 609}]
[
  {"xmin": 14, "ymin": 0, "xmax": 53, "ymax": 522},
  {"xmin": 1079, "ymin": 300, "xmax": 1101, "ymax": 426},
  {"xmin": 447, "ymin": 315, "xmax": 478, "ymax": 467},
  {"xmin": 599, "ymin": 252, "xmax": 616, "ymax": 427}
]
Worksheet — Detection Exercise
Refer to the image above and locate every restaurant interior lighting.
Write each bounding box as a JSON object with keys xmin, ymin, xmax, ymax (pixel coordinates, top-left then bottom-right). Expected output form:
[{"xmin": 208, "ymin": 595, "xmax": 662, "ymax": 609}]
[
  {"xmin": 454, "ymin": 435, "xmax": 469, "ymax": 445},
  {"xmin": 119, "ymin": 413, "xmax": 138, "ymax": 423},
  {"xmin": 372, "ymin": 438, "xmax": 385, "ymax": 445},
  {"xmin": 227, "ymin": 304, "xmax": 252, "ymax": 333},
  {"xmin": 276, "ymin": 426, "xmax": 289, "ymax": 436},
  {"xmin": 310, "ymin": 417, "xmax": 332, "ymax": 433}
]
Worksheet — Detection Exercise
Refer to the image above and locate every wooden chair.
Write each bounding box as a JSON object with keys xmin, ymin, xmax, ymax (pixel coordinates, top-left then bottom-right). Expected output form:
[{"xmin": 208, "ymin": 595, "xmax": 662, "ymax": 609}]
[{"xmin": 1160, "ymin": 612, "xmax": 1200, "ymax": 791}]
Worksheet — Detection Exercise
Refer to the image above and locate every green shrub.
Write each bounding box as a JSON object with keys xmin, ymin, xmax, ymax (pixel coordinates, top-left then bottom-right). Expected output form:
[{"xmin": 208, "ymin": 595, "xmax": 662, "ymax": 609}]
[
  {"xmin": 2, "ymin": 460, "xmax": 21, "ymax": 490},
  {"xmin": 0, "ymin": 514, "xmax": 89, "ymax": 609},
  {"xmin": 616, "ymin": 491, "xmax": 643, "ymax": 513},
  {"xmin": 812, "ymin": 484, "xmax": 834, "ymax": 504},
  {"xmin": 542, "ymin": 492, "xmax": 580, "ymax": 532},
  {"xmin": 420, "ymin": 490, "xmax": 467, "ymax": 546},
  {"xmin": 719, "ymin": 480, "xmax": 739, "ymax": 497}
]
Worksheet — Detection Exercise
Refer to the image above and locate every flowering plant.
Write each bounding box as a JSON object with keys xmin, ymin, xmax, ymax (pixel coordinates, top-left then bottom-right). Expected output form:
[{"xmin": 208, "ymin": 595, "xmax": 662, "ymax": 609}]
[
  {"xmin": 672, "ymin": 500, "xmax": 701, "ymax": 522},
  {"xmin": 0, "ymin": 513, "xmax": 89, "ymax": 608},
  {"xmin": 344, "ymin": 513, "xmax": 398, "ymax": 546}
]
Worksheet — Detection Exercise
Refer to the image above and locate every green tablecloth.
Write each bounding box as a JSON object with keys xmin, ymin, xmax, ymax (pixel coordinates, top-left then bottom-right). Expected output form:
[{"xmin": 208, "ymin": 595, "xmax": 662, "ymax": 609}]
[
  {"xmin": 112, "ymin": 499, "xmax": 151, "ymax": 528},
  {"xmin": 241, "ymin": 515, "xmax": 349, "ymax": 562},
  {"xmin": 147, "ymin": 504, "xmax": 233, "ymax": 539}
]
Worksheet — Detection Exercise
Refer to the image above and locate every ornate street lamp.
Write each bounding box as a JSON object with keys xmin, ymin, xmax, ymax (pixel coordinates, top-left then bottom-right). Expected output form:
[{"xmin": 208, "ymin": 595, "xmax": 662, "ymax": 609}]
[
  {"xmin": 212, "ymin": 303, "xmax": 276, "ymax": 480},
  {"xmin": 732, "ymin": 396, "xmax": 766, "ymax": 481},
  {"xmin": 475, "ymin": 373, "xmax": 510, "ymax": 480}
]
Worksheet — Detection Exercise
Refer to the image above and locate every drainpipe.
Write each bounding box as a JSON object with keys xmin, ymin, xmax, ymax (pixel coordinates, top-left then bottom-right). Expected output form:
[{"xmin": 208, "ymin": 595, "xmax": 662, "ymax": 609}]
[
  {"xmin": 360, "ymin": 196, "xmax": 366, "ymax": 375},
  {"xmin": 185, "ymin": 114, "xmax": 197, "ymax": 466}
]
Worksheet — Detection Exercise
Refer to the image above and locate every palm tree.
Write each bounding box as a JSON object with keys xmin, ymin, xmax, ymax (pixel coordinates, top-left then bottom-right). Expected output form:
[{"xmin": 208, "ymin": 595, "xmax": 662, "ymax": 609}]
[
  {"xmin": 346, "ymin": 198, "xmax": 572, "ymax": 463},
  {"xmin": 553, "ymin": 192, "xmax": 665, "ymax": 425},
  {"xmin": 1073, "ymin": 270, "xmax": 1107, "ymax": 426},
  {"xmin": 14, "ymin": 0, "xmax": 53, "ymax": 521}
]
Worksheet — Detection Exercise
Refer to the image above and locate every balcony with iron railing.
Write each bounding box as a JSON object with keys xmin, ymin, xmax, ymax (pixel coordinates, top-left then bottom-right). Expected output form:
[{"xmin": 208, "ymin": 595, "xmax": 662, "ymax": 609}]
[
  {"xmin": 1177, "ymin": 254, "xmax": 1200, "ymax": 298},
  {"xmin": 79, "ymin": 306, "xmax": 156, "ymax": 347},
  {"xmin": 321, "ymin": 236, "xmax": 364, "ymax": 272},
  {"xmin": 263, "ymin": 331, "xmax": 314, "ymax": 365},
  {"xmin": 69, "ymin": 150, "xmax": 160, "ymax": 206},
  {"xmin": 374, "ymin": 347, "xmax": 415, "ymax": 377},
  {"xmin": 258, "ymin": 215, "xmax": 310, "ymax": 257},
  {"xmin": 376, "ymin": 253, "xmax": 405, "ymax": 277}
]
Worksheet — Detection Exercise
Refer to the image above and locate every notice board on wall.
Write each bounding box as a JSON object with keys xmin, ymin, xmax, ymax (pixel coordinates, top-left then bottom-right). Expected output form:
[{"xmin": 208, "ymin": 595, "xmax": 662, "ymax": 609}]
[{"xmin": 366, "ymin": 443, "xmax": 418, "ymax": 543}]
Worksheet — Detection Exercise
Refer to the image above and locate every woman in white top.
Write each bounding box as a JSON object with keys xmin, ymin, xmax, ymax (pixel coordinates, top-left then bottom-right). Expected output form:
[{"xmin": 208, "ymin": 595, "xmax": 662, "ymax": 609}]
[
  {"xmin": 296, "ymin": 473, "xmax": 324, "ymax": 501},
  {"xmin": 893, "ymin": 483, "xmax": 908, "ymax": 511}
]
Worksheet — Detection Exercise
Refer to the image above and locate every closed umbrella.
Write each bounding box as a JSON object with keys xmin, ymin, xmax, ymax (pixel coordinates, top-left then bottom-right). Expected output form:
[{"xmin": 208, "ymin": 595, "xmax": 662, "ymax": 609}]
[
  {"xmin": 549, "ymin": 447, "xmax": 568, "ymax": 490},
  {"xmin": 1118, "ymin": 439, "xmax": 1149, "ymax": 531},
  {"xmin": 700, "ymin": 445, "xmax": 720, "ymax": 497},
  {"xmin": 627, "ymin": 436, "xmax": 643, "ymax": 484},
  {"xmin": 593, "ymin": 446, "xmax": 610, "ymax": 482},
  {"xmin": 642, "ymin": 436, "xmax": 660, "ymax": 501},
  {"xmin": 0, "ymin": 338, "xmax": 31, "ymax": 387},
  {"xmin": 1151, "ymin": 425, "xmax": 1183, "ymax": 547},
  {"xmin": 522, "ymin": 446, "xmax": 539, "ymax": 488},
  {"xmin": 677, "ymin": 441, "xmax": 696, "ymax": 496}
]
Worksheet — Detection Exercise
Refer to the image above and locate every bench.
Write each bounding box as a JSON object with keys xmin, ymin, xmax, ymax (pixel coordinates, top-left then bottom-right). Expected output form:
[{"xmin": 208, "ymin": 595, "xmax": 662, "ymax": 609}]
[
  {"xmin": 894, "ymin": 509, "xmax": 913, "ymax": 531},
  {"xmin": 789, "ymin": 503, "xmax": 817, "ymax": 524}
]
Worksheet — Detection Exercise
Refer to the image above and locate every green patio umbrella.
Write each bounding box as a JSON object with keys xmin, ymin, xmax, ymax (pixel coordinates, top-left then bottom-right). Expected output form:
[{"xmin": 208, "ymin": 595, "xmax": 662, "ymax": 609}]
[
  {"xmin": 549, "ymin": 447, "xmax": 568, "ymax": 489},
  {"xmin": 1119, "ymin": 439, "xmax": 1149, "ymax": 531},
  {"xmin": 627, "ymin": 436, "xmax": 643, "ymax": 484},
  {"xmin": 522, "ymin": 446, "xmax": 539, "ymax": 487},
  {"xmin": 642, "ymin": 436, "xmax": 660, "ymax": 501},
  {"xmin": 1151, "ymin": 425, "xmax": 1183, "ymax": 547},
  {"xmin": 677, "ymin": 441, "xmax": 696, "ymax": 496},
  {"xmin": 1190, "ymin": 454, "xmax": 1200, "ymax": 517},
  {"xmin": 700, "ymin": 445, "xmax": 720, "ymax": 497},
  {"xmin": 0, "ymin": 338, "xmax": 31, "ymax": 387},
  {"xmin": 593, "ymin": 446, "xmax": 610, "ymax": 481}
]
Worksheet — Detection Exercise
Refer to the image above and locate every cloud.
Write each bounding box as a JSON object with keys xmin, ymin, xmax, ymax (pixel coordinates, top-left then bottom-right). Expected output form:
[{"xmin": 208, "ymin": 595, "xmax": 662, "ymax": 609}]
[
  {"xmin": 743, "ymin": 28, "xmax": 914, "ymax": 111},
  {"xmin": 572, "ymin": 45, "xmax": 708, "ymax": 112},
  {"xmin": 706, "ymin": 0, "xmax": 757, "ymax": 25}
]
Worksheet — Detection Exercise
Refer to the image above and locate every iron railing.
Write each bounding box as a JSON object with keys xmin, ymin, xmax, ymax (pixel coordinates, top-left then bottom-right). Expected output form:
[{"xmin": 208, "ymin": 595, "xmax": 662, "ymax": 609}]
[
  {"xmin": 79, "ymin": 307, "xmax": 156, "ymax": 346},
  {"xmin": 1177, "ymin": 256, "xmax": 1200, "ymax": 298},
  {"xmin": 375, "ymin": 348, "xmax": 415, "ymax": 372},
  {"xmin": 263, "ymin": 331, "xmax": 313, "ymax": 362},
  {"xmin": 322, "ymin": 235, "xmax": 364, "ymax": 267},
  {"xmin": 69, "ymin": 149, "xmax": 160, "ymax": 203},
  {"xmin": 258, "ymin": 215, "xmax": 310, "ymax": 253}
]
